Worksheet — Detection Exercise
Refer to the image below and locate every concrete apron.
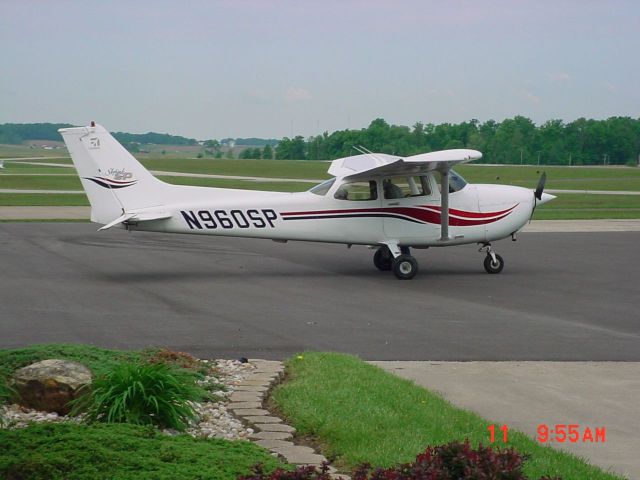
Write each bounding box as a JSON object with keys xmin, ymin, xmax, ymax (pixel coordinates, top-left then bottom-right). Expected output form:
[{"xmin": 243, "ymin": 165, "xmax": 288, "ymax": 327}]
[{"xmin": 371, "ymin": 361, "xmax": 640, "ymax": 480}]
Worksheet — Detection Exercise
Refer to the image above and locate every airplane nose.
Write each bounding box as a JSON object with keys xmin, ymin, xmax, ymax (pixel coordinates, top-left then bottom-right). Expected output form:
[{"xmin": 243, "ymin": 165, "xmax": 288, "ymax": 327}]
[{"xmin": 537, "ymin": 192, "xmax": 556, "ymax": 205}]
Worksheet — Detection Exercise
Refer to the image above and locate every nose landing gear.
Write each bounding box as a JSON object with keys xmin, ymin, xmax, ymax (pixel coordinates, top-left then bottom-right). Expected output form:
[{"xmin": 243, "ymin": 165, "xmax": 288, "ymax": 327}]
[{"xmin": 479, "ymin": 243, "xmax": 504, "ymax": 274}]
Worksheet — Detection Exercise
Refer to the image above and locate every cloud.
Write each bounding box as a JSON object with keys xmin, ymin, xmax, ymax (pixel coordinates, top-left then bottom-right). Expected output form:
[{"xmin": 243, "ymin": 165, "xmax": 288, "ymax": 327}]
[
  {"xmin": 285, "ymin": 87, "xmax": 312, "ymax": 103},
  {"xmin": 547, "ymin": 72, "xmax": 571, "ymax": 83},
  {"xmin": 522, "ymin": 89, "xmax": 541, "ymax": 104}
]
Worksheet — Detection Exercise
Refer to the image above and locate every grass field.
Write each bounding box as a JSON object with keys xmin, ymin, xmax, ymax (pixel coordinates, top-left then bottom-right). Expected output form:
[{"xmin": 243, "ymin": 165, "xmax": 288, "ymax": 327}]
[
  {"xmin": 272, "ymin": 352, "xmax": 622, "ymax": 480},
  {"xmin": 2, "ymin": 154, "xmax": 640, "ymax": 219},
  {"xmin": 458, "ymin": 164, "xmax": 640, "ymax": 191},
  {"xmin": 0, "ymin": 175, "xmax": 83, "ymax": 190},
  {"xmin": 0, "ymin": 145, "xmax": 68, "ymax": 159},
  {"xmin": 140, "ymin": 157, "xmax": 329, "ymax": 179},
  {"xmin": 158, "ymin": 176, "xmax": 313, "ymax": 192},
  {"xmin": 0, "ymin": 193, "xmax": 89, "ymax": 206}
]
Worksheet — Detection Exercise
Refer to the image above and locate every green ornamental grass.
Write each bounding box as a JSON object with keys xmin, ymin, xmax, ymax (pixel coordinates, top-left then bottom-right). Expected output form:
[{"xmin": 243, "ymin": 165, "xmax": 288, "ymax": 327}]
[
  {"xmin": 0, "ymin": 376, "xmax": 12, "ymax": 404},
  {"xmin": 73, "ymin": 361, "xmax": 206, "ymax": 430}
]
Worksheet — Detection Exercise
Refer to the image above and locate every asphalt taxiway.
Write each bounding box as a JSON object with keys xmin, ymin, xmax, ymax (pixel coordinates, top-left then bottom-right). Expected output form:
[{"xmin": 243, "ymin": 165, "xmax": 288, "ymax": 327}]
[{"xmin": 0, "ymin": 223, "xmax": 638, "ymax": 361}]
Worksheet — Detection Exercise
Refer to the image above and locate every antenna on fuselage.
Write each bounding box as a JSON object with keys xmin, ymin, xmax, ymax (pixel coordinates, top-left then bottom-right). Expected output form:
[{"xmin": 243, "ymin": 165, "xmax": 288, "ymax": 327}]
[{"xmin": 352, "ymin": 145, "xmax": 396, "ymax": 167}]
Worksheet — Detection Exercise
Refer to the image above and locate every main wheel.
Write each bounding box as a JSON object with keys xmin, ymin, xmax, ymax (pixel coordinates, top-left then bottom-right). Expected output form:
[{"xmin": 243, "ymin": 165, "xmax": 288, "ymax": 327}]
[
  {"xmin": 483, "ymin": 254, "xmax": 504, "ymax": 274},
  {"xmin": 373, "ymin": 247, "xmax": 392, "ymax": 271},
  {"xmin": 392, "ymin": 254, "xmax": 418, "ymax": 280}
]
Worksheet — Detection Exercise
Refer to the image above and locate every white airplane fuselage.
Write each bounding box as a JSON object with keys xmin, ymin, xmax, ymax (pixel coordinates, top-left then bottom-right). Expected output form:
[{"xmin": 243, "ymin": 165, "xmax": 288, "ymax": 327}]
[{"xmin": 131, "ymin": 177, "xmax": 536, "ymax": 247}]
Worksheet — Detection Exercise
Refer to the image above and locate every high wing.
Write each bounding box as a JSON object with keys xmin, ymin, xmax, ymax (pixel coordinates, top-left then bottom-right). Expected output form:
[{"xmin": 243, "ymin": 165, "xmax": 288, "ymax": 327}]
[{"xmin": 328, "ymin": 149, "xmax": 482, "ymax": 181}]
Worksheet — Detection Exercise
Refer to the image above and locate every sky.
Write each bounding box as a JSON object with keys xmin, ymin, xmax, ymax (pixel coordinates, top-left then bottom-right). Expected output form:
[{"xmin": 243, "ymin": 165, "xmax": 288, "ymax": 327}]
[{"xmin": 2, "ymin": 0, "xmax": 639, "ymax": 140}]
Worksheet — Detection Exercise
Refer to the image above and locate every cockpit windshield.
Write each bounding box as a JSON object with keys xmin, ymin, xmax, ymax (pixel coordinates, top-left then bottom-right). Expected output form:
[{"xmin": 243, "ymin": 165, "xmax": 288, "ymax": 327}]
[
  {"xmin": 450, "ymin": 169, "xmax": 468, "ymax": 192},
  {"xmin": 433, "ymin": 169, "xmax": 468, "ymax": 193},
  {"xmin": 309, "ymin": 178, "xmax": 335, "ymax": 196}
]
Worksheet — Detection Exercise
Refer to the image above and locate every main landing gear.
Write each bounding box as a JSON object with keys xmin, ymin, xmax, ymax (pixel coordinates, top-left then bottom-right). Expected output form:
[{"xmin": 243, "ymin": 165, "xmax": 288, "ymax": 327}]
[
  {"xmin": 374, "ymin": 245, "xmax": 418, "ymax": 280},
  {"xmin": 479, "ymin": 243, "xmax": 504, "ymax": 274},
  {"xmin": 374, "ymin": 243, "xmax": 505, "ymax": 279}
]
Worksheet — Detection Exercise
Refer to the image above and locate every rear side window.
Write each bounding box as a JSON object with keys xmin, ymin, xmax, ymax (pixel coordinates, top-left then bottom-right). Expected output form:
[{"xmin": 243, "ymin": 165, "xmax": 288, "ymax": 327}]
[{"xmin": 334, "ymin": 181, "xmax": 378, "ymax": 201}]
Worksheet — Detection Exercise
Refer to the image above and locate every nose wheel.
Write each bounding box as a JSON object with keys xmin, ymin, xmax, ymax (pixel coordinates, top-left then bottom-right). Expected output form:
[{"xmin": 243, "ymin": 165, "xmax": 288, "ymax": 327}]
[{"xmin": 479, "ymin": 243, "xmax": 504, "ymax": 274}]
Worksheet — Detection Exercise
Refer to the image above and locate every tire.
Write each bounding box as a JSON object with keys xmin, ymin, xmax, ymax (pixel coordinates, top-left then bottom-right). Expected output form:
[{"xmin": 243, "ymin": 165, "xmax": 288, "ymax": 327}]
[
  {"xmin": 483, "ymin": 254, "xmax": 504, "ymax": 274},
  {"xmin": 392, "ymin": 254, "xmax": 418, "ymax": 280},
  {"xmin": 373, "ymin": 247, "xmax": 392, "ymax": 271}
]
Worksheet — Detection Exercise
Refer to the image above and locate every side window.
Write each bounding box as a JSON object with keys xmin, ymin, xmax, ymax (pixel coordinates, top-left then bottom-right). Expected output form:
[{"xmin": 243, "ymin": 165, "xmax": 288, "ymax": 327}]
[
  {"xmin": 334, "ymin": 181, "xmax": 378, "ymax": 201},
  {"xmin": 383, "ymin": 176, "xmax": 431, "ymax": 199}
]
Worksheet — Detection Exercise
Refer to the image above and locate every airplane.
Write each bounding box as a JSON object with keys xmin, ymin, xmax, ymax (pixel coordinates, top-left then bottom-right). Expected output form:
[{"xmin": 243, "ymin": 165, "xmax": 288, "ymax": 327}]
[{"xmin": 58, "ymin": 122, "xmax": 555, "ymax": 280}]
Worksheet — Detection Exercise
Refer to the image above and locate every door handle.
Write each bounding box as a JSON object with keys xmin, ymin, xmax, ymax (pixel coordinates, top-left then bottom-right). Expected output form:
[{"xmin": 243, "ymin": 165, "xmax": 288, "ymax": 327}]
[{"xmin": 388, "ymin": 202, "xmax": 400, "ymax": 206}]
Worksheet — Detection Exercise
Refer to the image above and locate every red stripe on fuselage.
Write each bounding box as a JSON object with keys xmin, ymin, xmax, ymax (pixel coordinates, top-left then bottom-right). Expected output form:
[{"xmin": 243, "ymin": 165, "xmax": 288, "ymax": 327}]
[{"xmin": 281, "ymin": 205, "xmax": 518, "ymax": 226}]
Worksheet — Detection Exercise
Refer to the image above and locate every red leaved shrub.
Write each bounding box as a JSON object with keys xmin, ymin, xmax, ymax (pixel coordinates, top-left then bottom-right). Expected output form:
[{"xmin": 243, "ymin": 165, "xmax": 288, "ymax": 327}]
[{"xmin": 239, "ymin": 441, "xmax": 562, "ymax": 480}]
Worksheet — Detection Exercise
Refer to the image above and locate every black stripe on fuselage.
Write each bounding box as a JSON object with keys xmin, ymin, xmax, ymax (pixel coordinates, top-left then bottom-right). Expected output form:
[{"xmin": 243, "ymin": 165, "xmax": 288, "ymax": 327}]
[{"xmin": 281, "ymin": 213, "xmax": 423, "ymax": 224}]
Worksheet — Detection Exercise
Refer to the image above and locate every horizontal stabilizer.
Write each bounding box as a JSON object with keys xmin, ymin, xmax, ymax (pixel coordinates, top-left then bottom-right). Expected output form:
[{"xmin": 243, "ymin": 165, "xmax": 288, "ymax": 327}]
[{"xmin": 98, "ymin": 211, "xmax": 172, "ymax": 231}]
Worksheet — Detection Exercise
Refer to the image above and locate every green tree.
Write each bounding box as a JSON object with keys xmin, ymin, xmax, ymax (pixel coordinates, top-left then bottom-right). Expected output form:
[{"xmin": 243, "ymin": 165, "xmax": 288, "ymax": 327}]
[{"xmin": 276, "ymin": 136, "xmax": 307, "ymax": 159}]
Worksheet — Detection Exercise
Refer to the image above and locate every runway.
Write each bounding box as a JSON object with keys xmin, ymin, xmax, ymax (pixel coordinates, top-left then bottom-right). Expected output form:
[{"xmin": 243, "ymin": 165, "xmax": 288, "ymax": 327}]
[{"xmin": 1, "ymin": 223, "xmax": 638, "ymax": 361}]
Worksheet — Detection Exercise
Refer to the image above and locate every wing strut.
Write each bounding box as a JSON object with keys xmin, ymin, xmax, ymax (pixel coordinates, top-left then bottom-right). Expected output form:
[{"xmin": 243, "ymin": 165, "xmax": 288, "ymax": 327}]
[{"xmin": 440, "ymin": 170, "xmax": 450, "ymax": 241}]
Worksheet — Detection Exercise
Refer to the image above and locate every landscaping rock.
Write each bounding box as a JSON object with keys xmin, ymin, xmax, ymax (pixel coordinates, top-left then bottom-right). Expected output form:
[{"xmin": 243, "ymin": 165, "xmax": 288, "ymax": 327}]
[
  {"xmin": 12, "ymin": 359, "xmax": 92, "ymax": 414},
  {"xmin": 243, "ymin": 415, "xmax": 283, "ymax": 423},
  {"xmin": 249, "ymin": 431, "xmax": 293, "ymax": 440},
  {"xmin": 258, "ymin": 423, "xmax": 296, "ymax": 433}
]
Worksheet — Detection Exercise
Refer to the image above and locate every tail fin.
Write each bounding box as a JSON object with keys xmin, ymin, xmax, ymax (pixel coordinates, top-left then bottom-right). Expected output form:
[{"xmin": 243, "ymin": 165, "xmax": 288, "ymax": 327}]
[{"xmin": 59, "ymin": 123, "xmax": 168, "ymax": 224}]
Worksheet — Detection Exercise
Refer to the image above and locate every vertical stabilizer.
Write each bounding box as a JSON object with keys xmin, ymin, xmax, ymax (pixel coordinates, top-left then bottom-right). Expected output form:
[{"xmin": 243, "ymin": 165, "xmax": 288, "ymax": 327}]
[{"xmin": 59, "ymin": 123, "xmax": 168, "ymax": 224}]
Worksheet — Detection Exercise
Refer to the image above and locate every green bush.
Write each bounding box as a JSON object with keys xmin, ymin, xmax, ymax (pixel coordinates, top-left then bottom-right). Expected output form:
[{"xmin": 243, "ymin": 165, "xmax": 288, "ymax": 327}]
[
  {"xmin": 72, "ymin": 361, "xmax": 206, "ymax": 430},
  {"xmin": 0, "ymin": 423, "xmax": 283, "ymax": 480}
]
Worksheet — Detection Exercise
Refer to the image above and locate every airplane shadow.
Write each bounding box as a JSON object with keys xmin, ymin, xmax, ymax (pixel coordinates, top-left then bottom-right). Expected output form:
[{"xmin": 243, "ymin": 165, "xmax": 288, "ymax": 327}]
[{"xmin": 87, "ymin": 265, "xmax": 488, "ymax": 284}]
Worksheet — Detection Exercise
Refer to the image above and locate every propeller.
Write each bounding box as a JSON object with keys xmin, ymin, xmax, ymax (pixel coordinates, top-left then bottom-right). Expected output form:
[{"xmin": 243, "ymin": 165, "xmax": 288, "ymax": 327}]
[{"xmin": 530, "ymin": 172, "xmax": 547, "ymax": 222}]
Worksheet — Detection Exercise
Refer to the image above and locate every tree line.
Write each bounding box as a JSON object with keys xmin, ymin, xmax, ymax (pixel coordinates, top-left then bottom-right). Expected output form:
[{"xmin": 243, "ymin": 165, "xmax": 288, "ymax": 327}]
[
  {"xmin": 0, "ymin": 123, "xmax": 198, "ymax": 147},
  {"xmin": 4, "ymin": 117, "xmax": 640, "ymax": 166},
  {"xmin": 275, "ymin": 116, "xmax": 640, "ymax": 166}
]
